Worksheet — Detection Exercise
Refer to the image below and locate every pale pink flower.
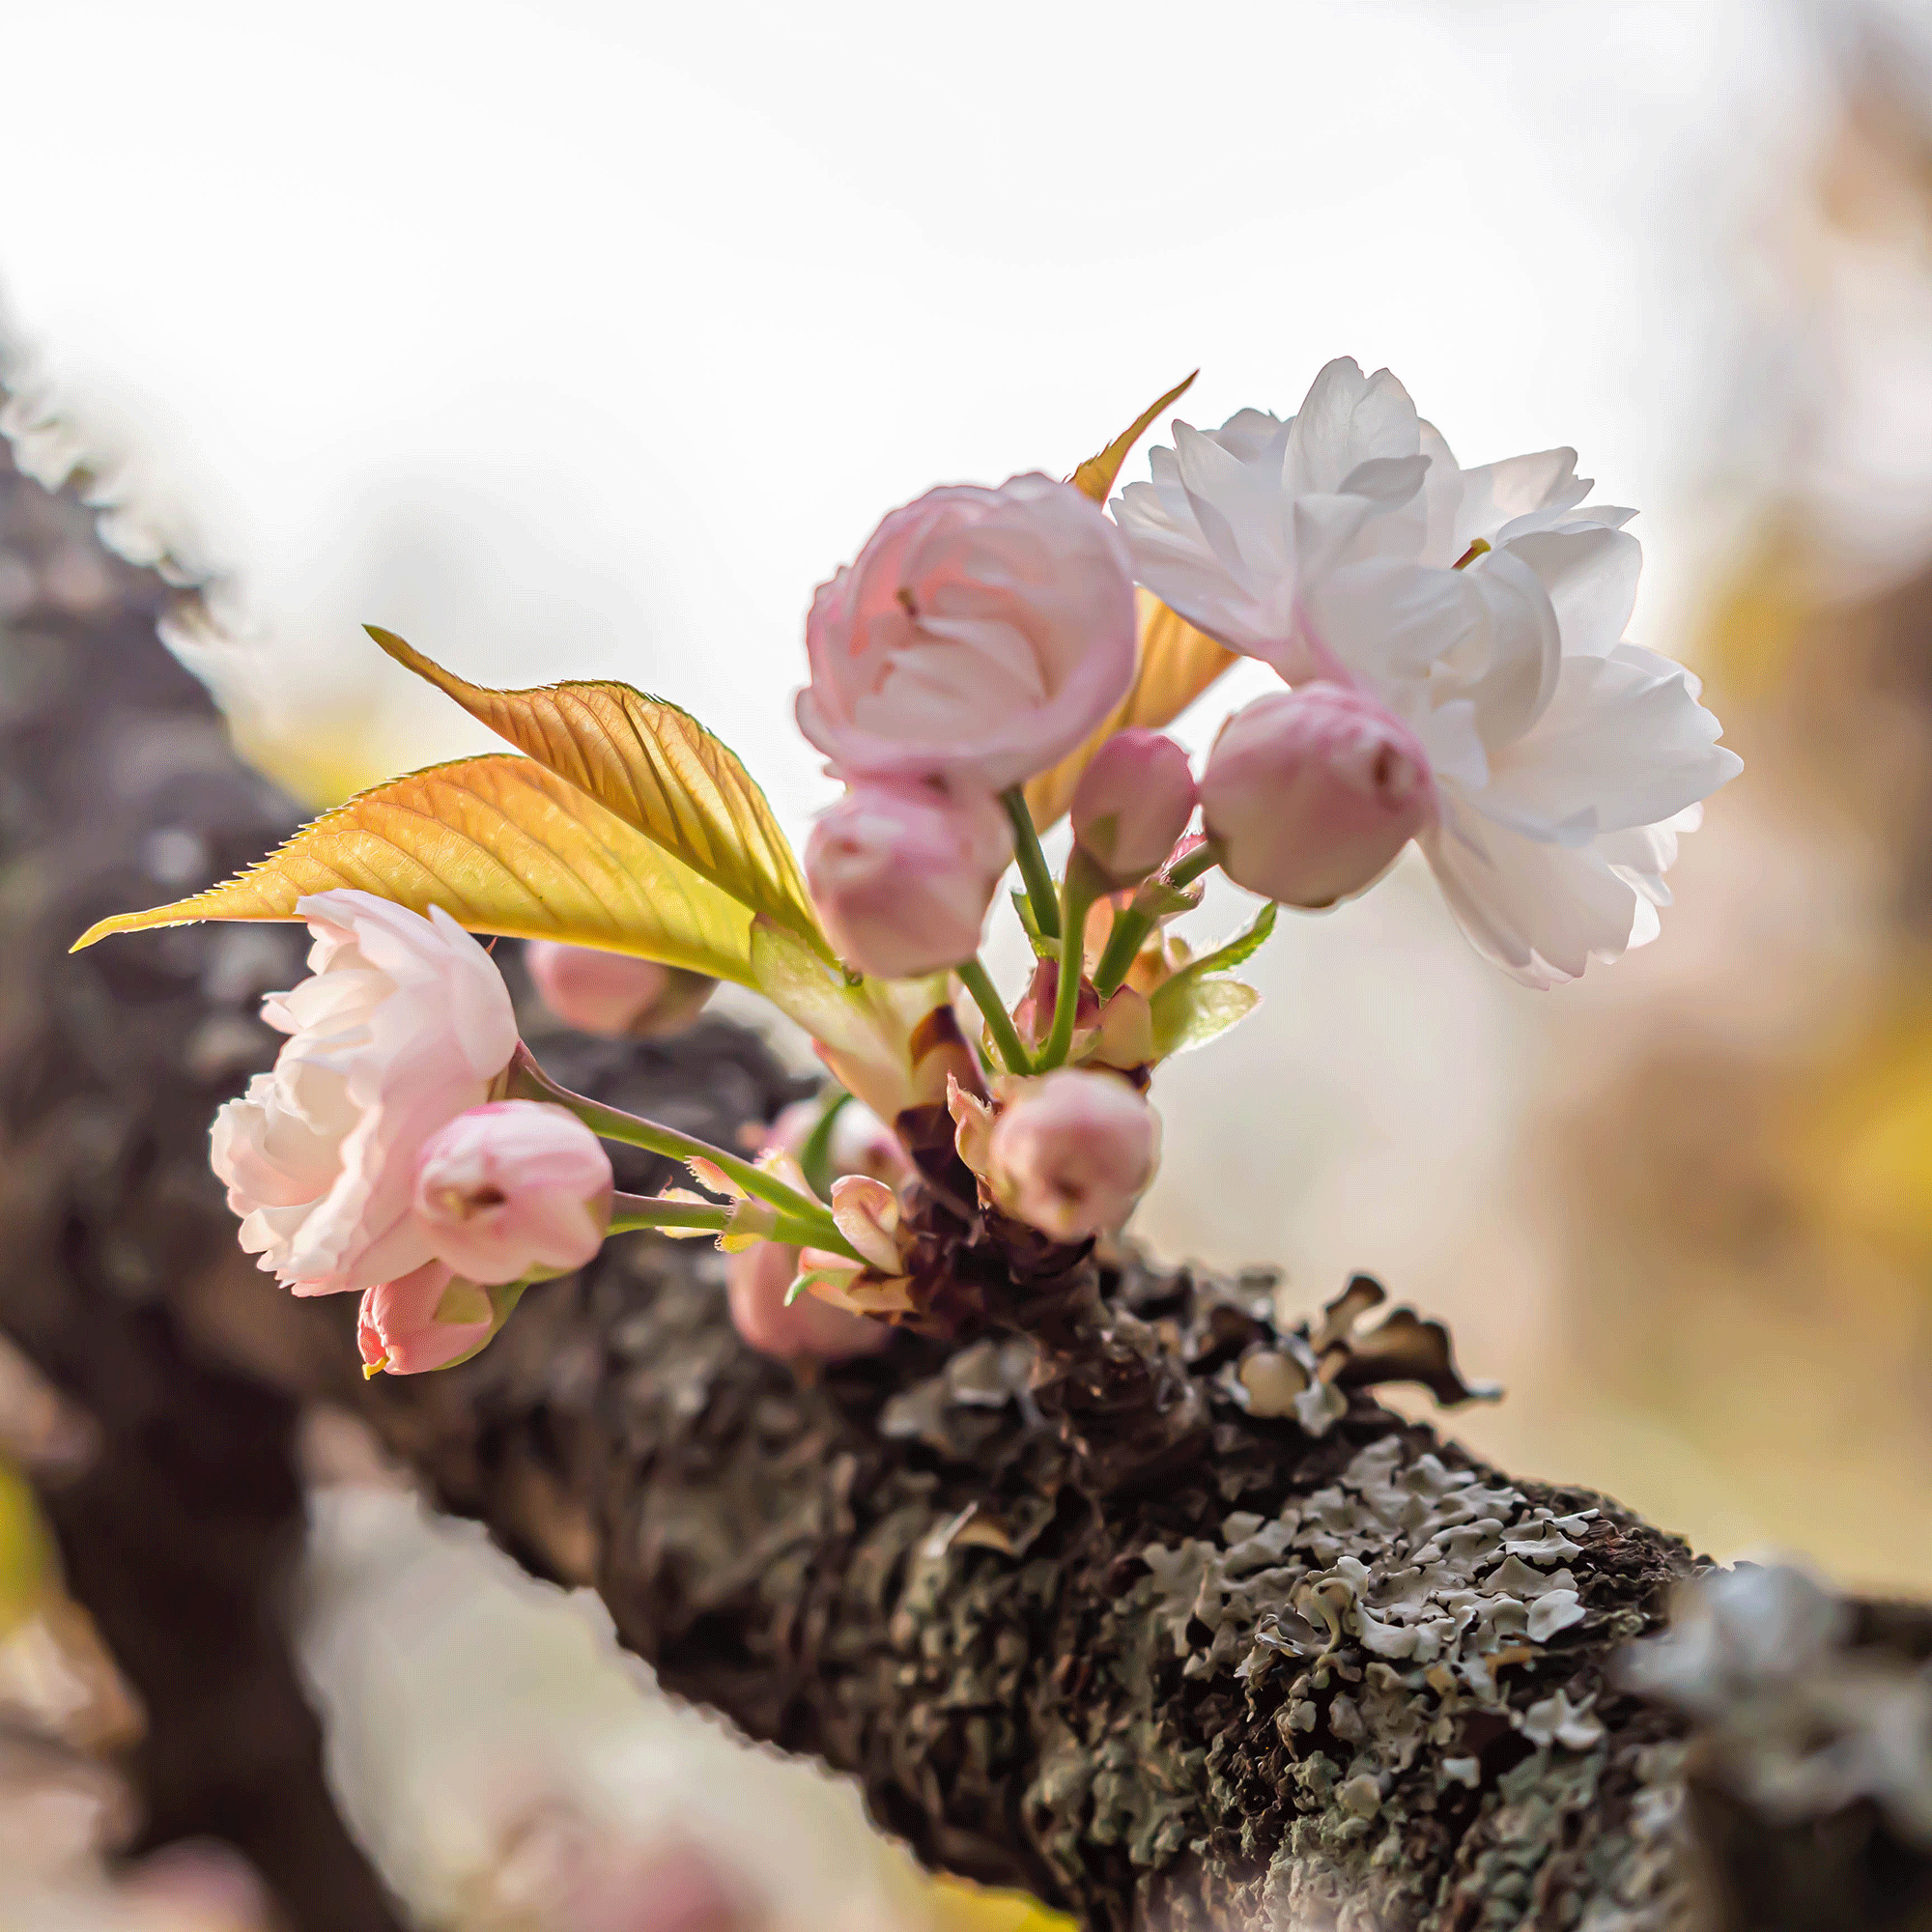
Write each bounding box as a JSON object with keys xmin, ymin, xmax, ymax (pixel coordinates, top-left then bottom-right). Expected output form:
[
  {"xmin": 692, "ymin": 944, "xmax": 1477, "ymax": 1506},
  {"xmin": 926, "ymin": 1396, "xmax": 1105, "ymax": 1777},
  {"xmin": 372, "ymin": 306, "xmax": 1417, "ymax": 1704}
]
[
  {"xmin": 210, "ymin": 891, "xmax": 519, "ymax": 1295},
  {"xmin": 1202, "ymin": 685, "xmax": 1434, "ymax": 907},
  {"xmin": 807, "ymin": 781, "xmax": 1013, "ymax": 978},
  {"xmin": 797, "ymin": 473, "xmax": 1138, "ymax": 791},
  {"xmin": 526, "ymin": 942, "xmax": 715, "ymax": 1037},
  {"xmin": 1070, "ymin": 729, "xmax": 1197, "ymax": 885},
  {"xmin": 356, "ymin": 1261, "xmax": 497, "ymax": 1376},
  {"xmin": 986, "ymin": 1069, "xmax": 1161, "ymax": 1241},
  {"xmin": 412, "ymin": 1101, "xmax": 612, "ymax": 1286}
]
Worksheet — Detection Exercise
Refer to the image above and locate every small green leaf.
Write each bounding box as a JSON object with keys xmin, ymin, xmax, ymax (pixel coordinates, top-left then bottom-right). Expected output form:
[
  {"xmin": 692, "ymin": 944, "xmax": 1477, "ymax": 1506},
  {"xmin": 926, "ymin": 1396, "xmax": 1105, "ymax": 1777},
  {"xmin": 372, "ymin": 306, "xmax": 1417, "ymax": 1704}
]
[
  {"xmin": 1175, "ymin": 901, "xmax": 1277, "ymax": 983},
  {"xmin": 1150, "ymin": 978, "xmax": 1262, "ymax": 1059},
  {"xmin": 1146, "ymin": 903, "xmax": 1276, "ymax": 1059},
  {"xmin": 797, "ymin": 1089, "xmax": 853, "ymax": 1201},
  {"xmin": 1009, "ymin": 887, "xmax": 1053, "ymax": 958}
]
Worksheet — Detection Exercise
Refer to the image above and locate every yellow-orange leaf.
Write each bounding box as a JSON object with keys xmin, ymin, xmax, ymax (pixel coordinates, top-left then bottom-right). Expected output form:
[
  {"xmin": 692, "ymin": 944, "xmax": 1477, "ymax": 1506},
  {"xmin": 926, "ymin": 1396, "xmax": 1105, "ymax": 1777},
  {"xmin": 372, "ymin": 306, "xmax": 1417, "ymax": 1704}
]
[
  {"xmin": 1023, "ymin": 592, "xmax": 1237, "ymax": 828},
  {"xmin": 1068, "ymin": 371, "xmax": 1197, "ymax": 506},
  {"xmin": 71, "ymin": 754, "xmax": 759, "ymax": 983},
  {"xmin": 367, "ymin": 628, "xmax": 828, "ymax": 954}
]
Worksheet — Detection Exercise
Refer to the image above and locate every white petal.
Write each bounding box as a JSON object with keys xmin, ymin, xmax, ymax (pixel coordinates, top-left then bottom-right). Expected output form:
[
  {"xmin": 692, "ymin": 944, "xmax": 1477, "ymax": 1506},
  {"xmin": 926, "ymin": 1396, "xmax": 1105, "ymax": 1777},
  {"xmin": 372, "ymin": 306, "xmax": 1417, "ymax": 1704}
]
[
  {"xmin": 1423, "ymin": 798, "xmax": 1645, "ymax": 987},
  {"xmin": 1502, "ymin": 526, "xmax": 1643, "ymax": 658},
  {"xmin": 1285, "ymin": 358, "xmax": 1421, "ymax": 495},
  {"xmin": 1298, "ymin": 558, "xmax": 1473, "ymax": 689},
  {"xmin": 1479, "ymin": 651, "xmax": 1742, "ymax": 840}
]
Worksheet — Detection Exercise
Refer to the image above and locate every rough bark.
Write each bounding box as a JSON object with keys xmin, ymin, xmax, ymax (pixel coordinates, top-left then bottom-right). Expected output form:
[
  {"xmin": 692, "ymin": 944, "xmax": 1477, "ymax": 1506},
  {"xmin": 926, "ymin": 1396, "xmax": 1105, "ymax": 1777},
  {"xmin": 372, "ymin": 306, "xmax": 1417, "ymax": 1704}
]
[{"xmin": 1, "ymin": 391, "xmax": 1927, "ymax": 1932}]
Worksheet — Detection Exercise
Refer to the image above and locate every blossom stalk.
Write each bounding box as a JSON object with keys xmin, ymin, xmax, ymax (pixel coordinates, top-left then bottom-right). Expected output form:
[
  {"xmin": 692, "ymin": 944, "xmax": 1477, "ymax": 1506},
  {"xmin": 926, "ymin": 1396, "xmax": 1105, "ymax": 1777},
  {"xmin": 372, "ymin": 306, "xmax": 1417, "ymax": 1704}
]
[
  {"xmin": 1038, "ymin": 852, "xmax": 1104, "ymax": 1070},
  {"xmin": 503, "ymin": 1044, "xmax": 851, "ymax": 1255},
  {"xmin": 1000, "ymin": 786, "xmax": 1061, "ymax": 941},
  {"xmin": 957, "ymin": 956, "xmax": 1032, "ymax": 1074}
]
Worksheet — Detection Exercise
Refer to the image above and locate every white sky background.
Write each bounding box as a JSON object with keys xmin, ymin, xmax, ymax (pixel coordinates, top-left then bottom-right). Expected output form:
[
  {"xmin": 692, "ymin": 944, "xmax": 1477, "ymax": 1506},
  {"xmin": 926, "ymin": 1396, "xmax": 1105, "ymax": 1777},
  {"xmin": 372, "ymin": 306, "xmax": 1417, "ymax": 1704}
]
[{"xmin": 0, "ymin": 1, "xmax": 1834, "ymax": 1489}]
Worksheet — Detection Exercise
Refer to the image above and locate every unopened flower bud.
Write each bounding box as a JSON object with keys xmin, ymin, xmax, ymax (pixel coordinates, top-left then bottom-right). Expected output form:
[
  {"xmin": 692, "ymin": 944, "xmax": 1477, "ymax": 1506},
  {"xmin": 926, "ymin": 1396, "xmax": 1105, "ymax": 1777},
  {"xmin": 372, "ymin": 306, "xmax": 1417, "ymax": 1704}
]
[
  {"xmin": 807, "ymin": 781, "xmax": 1014, "ymax": 979},
  {"xmin": 761, "ymin": 1096, "xmax": 910, "ymax": 1187},
  {"xmin": 987, "ymin": 1068, "xmax": 1161, "ymax": 1241},
  {"xmin": 412, "ymin": 1100, "xmax": 613, "ymax": 1286},
  {"xmin": 1201, "ymin": 686, "xmax": 1433, "ymax": 908},
  {"xmin": 526, "ymin": 943, "xmax": 716, "ymax": 1038},
  {"xmin": 1070, "ymin": 729, "xmax": 1197, "ymax": 885},
  {"xmin": 356, "ymin": 1261, "xmax": 504, "ymax": 1376},
  {"xmin": 725, "ymin": 1238, "xmax": 890, "ymax": 1362}
]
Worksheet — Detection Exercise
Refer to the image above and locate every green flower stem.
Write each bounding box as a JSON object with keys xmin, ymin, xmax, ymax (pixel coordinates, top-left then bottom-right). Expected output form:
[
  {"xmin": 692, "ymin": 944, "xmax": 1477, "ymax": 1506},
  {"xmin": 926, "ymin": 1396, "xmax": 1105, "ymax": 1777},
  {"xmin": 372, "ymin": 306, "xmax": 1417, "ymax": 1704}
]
[
  {"xmin": 607, "ymin": 1194, "xmax": 732, "ymax": 1236},
  {"xmin": 1092, "ymin": 906, "xmax": 1151, "ymax": 1000},
  {"xmin": 957, "ymin": 956, "xmax": 1032, "ymax": 1074},
  {"xmin": 1092, "ymin": 841, "xmax": 1224, "ymax": 999},
  {"xmin": 1166, "ymin": 840, "xmax": 1221, "ymax": 891},
  {"xmin": 1037, "ymin": 856, "xmax": 1101, "ymax": 1071},
  {"xmin": 606, "ymin": 1190, "xmax": 850, "ymax": 1254},
  {"xmin": 507, "ymin": 1045, "xmax": 846, "ymax": 1249},
  {"xmin": 1000, "ymin": 786, "xmax": 1061, "ymax": 941}
]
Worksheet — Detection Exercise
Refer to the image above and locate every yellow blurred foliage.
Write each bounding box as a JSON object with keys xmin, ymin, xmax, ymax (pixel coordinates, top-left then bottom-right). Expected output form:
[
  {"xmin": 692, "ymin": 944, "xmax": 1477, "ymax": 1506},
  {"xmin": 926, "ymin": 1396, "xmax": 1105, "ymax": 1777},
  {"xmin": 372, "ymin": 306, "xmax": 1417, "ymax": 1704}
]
[
  {"xmin": 0, "ymin": 1458, "xmax": 55, "ymax": 1634},
  {"xmin": 928, "ymin": 1875, "xmax": 1077, "ymax": 1932}
]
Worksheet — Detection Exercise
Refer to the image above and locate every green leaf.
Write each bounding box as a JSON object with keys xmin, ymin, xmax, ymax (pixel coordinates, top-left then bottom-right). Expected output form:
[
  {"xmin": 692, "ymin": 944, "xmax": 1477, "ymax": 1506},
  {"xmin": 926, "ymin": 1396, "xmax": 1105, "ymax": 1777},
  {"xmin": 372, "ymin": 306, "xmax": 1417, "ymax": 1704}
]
[
  {"xmin": 1150, "ymin": 978, "xmax": 1262, "ymax": 1059},
  {"xmin": 1146, "ymin": 903, "xmax": 1276, "ymax": 1059},
  {"xmin": 1009, "ymin": 887, "xmax": 1053, "ymax": 959},
  {"xmin": 72, "ymin": 753, "xmax": 760, "ymax": 984},
  {"xmin": 367, "ymin": 627, "xmax": 830, "ymax": 954},
  {"xmin": 1174, "ymin": 900, "xmax": 1277, "ymax": 983}
]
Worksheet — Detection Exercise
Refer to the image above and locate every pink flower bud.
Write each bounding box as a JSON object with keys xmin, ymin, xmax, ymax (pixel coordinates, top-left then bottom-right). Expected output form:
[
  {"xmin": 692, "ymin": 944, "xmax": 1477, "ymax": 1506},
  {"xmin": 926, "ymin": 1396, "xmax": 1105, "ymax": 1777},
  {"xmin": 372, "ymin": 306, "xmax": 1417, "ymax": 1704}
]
[
  {"xmin": 1201, "ymin": 685, "xmax": 1433, "ymax": 908},
  {"xmin": 1070, "ymin": 729, "xmax": 1197, "ymax": 884},
  {"xmin": 526, "ymin": 943, "xmax": 715, "ymax": 1038},
  {"xmin": 412, "ymin": 1101, "xmax": 613, "ymax": 1286},
  {"xmin": 761, "ymin": 1096, "xmax": 910, "ymax": 1186},
  {"xmin": 987, "ymin": 1068, "xmax": 1161, "ymax": 1241},
  {"xmin": 724, "ymin": 1238, "xmax": 890, "ymax": 1362},
  {"xmin": 806, "ymin": 781, "xmax": 1014, "ymax": 979},
  {"xmin": 356, "ymin": 1261, "xmax": 497, "ymax": 1376}
]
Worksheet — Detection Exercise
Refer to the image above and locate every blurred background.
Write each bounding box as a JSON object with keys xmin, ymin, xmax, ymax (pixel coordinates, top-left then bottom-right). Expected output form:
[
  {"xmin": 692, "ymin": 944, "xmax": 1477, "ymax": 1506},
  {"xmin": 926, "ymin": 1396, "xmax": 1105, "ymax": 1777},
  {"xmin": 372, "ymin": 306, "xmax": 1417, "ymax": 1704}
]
[{"xmin": 3, "ymin": 0, "xmax": 1931, "ymax": 1923}]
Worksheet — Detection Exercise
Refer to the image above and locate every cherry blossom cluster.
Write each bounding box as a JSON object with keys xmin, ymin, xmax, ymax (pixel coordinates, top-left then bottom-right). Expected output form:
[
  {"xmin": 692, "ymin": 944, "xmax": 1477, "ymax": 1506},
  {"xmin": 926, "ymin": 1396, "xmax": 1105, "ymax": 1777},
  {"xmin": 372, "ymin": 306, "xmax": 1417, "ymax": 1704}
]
[{"xmin": 201, "ymin": 357, "xmax": 1740, "ymax": 1372}]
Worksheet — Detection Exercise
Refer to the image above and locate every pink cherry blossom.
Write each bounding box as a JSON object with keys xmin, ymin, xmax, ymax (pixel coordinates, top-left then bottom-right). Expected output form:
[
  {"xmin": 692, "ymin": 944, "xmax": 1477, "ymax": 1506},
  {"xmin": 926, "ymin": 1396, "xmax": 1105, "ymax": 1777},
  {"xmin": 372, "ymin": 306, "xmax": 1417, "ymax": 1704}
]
[
  {"xmin": 356, "ymin": 1261, "xmax": 497, "ymax": 1376},
  {"xmin": 210, "ymin": 891, "xmax": 520, "ymax": 1296},
  {"xmin": 986, "ymin": 1069, "xmax": 1161, "ymax": 1241},
  {"xmin": 1070, "ymin": 728, "xmax": 1198, "ymax": 885},
  {"xmin": 806, "ymin": 781, "xmax": 1013, "ymax": 978},
  {"xmin": 526, "ymin": 942, "xmax": 715, "ymax": 1037},
  {"xmin": 797, "ymin": 473, "xmax": 1138, "ymax": 792},
  {"xmin": 1201, "ymin": 685, "xmax": 1434, "ymax": 907},
  {"xmin": 412, "ymin": 1100, "xmax": 612, "ymax": 1285}
]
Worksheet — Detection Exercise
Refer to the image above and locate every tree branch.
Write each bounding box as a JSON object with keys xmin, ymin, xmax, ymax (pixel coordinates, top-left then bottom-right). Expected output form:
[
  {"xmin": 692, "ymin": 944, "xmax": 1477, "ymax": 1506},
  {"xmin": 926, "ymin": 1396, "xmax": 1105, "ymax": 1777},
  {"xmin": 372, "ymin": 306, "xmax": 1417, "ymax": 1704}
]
[{"xmin": 2, "ymin": 384, "xmax": 1926, "ymax": 1932}]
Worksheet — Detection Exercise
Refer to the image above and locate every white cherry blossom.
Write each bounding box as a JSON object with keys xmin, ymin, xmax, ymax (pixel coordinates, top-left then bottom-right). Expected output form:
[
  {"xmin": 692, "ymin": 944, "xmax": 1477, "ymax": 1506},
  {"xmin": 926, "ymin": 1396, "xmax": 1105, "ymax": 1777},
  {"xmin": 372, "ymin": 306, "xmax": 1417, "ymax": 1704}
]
[{"xmin": 1114, "ymin": 360, "xmax": 1742, "ymax": 983}]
